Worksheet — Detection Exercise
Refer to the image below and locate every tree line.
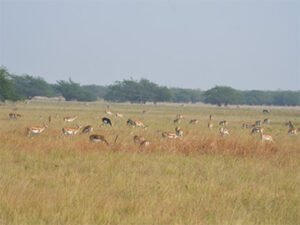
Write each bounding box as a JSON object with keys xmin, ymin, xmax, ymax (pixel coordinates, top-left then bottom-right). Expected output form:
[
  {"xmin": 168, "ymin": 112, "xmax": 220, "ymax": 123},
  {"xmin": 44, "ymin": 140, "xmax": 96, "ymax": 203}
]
[{"xmin": 1, "ymin": 67, "xmax": 299, "ymax": 106}]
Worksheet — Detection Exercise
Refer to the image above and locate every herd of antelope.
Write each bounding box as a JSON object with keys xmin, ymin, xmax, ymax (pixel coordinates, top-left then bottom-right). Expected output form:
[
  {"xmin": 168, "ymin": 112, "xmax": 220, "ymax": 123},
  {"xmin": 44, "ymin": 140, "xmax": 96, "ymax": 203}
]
[{"xmin": 7, "ymin": 108, "xmax": 299, "ymax": 148}]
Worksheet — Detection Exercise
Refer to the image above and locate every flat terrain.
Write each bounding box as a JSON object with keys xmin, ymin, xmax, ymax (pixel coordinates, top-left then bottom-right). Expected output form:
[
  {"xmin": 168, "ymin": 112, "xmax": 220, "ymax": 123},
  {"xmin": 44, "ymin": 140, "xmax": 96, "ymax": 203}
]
[{"xmin": 0, "ymin": 101, "xmax": 299, "ymax": 225}]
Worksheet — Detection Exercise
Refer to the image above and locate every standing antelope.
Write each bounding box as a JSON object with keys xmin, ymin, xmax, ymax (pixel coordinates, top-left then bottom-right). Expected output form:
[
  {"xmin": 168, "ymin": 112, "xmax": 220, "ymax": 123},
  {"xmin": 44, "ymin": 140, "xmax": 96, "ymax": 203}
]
[
  {"xmin": 162, "ymin": 127, "xmax": 183, "ymax": 139},
  {"xmin": 63, "ymin": 116, "xmax": 78, "ymax": 122},
  {"xmin": 173, "ymin": 118, "xmax": 181, "ymax": 124},
  {"xmin": 263, "ymin": 118, "xmax": 270, "ymax": 125},
  {"xmin": 62, "ymin": 124, "xmax": 81, "ymax": 136},
  {"xmin": 219, "ymin": 127, "xmax": 229, "ymax": 136},
  {"xmin": 89, "ymin": 134, "xmax": 109, "ymax": 146},
  {"xmin": 219, "ymin": 120, "xmax": 228, "ymax": 126},
  {"xmin": 285, "ymin": 121, "xmax": 295, "ymax": 129},
  {"xmin": 189, "ymin": 119, "xmax": 199, "ymax": 125},
  {"xmin": 27, "ymin": 123, "xmax": 48, "ymax": 137},
  {"xmin": 9, "ymin": 113, "xmax": 21, "ymax": 120},
  {"xmin": 251, "ymin": 127, "xmax": 264, "ymax": 135}
]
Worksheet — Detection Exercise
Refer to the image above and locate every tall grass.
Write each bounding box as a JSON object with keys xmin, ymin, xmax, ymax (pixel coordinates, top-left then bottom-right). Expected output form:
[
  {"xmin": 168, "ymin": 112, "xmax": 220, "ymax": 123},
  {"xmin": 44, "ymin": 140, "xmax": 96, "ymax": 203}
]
[{"xmin": 0, "ymin": 102, "xmax": 299, "ymax": 225}]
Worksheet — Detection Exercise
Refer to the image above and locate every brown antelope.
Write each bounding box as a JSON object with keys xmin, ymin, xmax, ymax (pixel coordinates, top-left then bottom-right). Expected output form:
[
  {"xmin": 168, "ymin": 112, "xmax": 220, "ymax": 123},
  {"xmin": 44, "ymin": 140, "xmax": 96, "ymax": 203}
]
[
  {"xmin": 285, "ymin": 121, "xmax": 295, "ymax": 129},
  {"xmin": 9, "ymin": 113, "xmax": 21, "ymax": 120},
  {"xmin": 219, "ymin": 120, "xmax": 228, "ymax": 126},
  {"xmin": 255, "ymin": 120, "xmax": 261, "ymax": 126},
  {"xmin": 261, "ymin": 133, "xmax": 273, "ymax": 142},
  {"xmin": 89, "ymin": 134, "xmax": 109, "ymax": 145},
  {"xmin": 62, "ymin": 124, "xmax": 81, "ymax": 135},
  {"xmin": 140, "ymin": 140, "xmax": 150, "ymax": 148},
  {"xmin": 127, "ymin": 119, "xmax": 145, "ymax": 128},
  {"xmin": 105, "ymin": 110, "xmax": 113, "ymax": 115},
  {"xmin": 208, "ymin": 122, "xmax": 214, "ymax": 129},
  {"xmin": 81, "ymin": 125, "xmax": 93, "ymax": 134},
  {"xmin": 219, "ymin": 127, "xmax": 229, "ymax": 136},
  {"xmin": 251, "ymin": 127, "xmax": 264, "ymax": 135},
  {"xmin": 242, "ymin": 123, "xmax": 255, "ymax": 129},
  {"xmin": 133, "ymin": 135, "xmax": 150, "ymax": 148},
  {"xmin": 176, "ymin": 114, "xmax": 184, "ymax": 119},
  {"xmin": 173, "ymin": 118, "xmax": 181, "ymax": 124},
  {"xmin": 263, "ymin": 118, "xmax": 270, "ymax": 125},
  {"xmin": 115, "ymin": 113, "xmax": 123, "ymax": 118},
  {"xmin": 263, "ymin": 109, "xmax": 270, "ymax": 114},
  {"xmin": 63, "ymin": 116, "xmax": 78, "ymax": 122},
  {"xmin": 189, "ymin": 119, "xmax": 199, "ymax": 125},
  {"xmin": 27, "ymin": 123, "xmax": 48, "ymax": 137},
  {"xmin": 162, "ymin": 127, "xmax": 183, "ymax": 139},
  {"xmin": 288, "ymin": 128, "xmax": 298, "ymax": 136}
]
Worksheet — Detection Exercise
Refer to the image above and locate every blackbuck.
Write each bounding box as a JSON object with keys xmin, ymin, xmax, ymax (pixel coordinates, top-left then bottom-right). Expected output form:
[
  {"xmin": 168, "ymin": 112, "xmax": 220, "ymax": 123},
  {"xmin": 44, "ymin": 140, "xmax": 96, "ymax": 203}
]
[
  {"xmin": 27, "ymin": 123, "xmax": 48, "ymax": 137},
  {"xmin": 89, "ymin": 134, "xmax": 109, "ymax": 146},
  {"xmin": 255, "ymin": 120, "xmax": 261, "ymax": 126},
  {"xmin": 62, "ymin": 124, "xmax": 81, "ymax": 136},
  {"xmin": 285, "ymin": 121, "xmax": 295, "ymax": 129},
  {"xmin": 263, "ymin": 118, "xmax": 270, "ymax": 125},
  {"xmin": 176, "ymin": 114, "xmax": 184, "ymax": 119},
  {"xmin": 219, "ymin": 127, "xmax": 229, "ymax": 136},
  {"xmin": 208, "ymin": 122, "xmax": 214, "ymax": 129},
  {"xmin": 263, "ymin": 109, "xmax": 270, "ymax": 114},
  {"xmin": 162, "ymin": 127, "xmax": 183, "ymax": 139},
  {"xmin": 133, "ymin": 135, "xmax": 150, "ymax": 148},
  {"xmin": 288, "ymin": 128, "xmax": 298, "ymax": 136},
  {"xmin": 63, "ymin": 116, "xmax": 78, "ymax": 122},
  {"xmin": 173, "ymin": 118, "xmax": 181, "ymax": 124},
  {"xmin": 251, "ymin": 127, "xmax": 264, "ymax": 135},
  {"xmin": 261, "ymin": 133, "xmax": 273, "ymax": 142},
  {"xmin": 219, "ymin": 120, "xmax": 228, "ymax": 126},
  {"xmin": 242, "ymin": 123, "xmax": 255, "ymax": 129},
  {"xmin": 115, "ymin": 113, "xmax": 123, "ymax": 118},
  {"xmin": 81, "ymin": 125, "xmax": 93, "ymax": 134},
  {"xmin": 9, "ymin": 113, "xmax": 21, "ymax": 120},
  {"xmin": 102, "ymin": 117, "xmax": 112, "ymax": 126},
  {"xmin": 189, "ymin": 119, "xmax": 199, "ymax": 125},
  {"xmin": 127, "ymin": 119, "xmax": 145, "ymax": 128},
  {"xmin": 105, "ymin": 110, "xmax": 113, "ymax": 116}
]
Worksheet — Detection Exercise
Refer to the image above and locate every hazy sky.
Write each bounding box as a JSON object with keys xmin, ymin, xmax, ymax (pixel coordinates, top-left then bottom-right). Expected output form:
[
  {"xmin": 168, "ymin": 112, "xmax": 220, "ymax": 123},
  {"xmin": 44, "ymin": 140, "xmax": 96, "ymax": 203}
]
[{"xmin": 0, "ymin": 0, "xmax": 299, "ymax": 90}]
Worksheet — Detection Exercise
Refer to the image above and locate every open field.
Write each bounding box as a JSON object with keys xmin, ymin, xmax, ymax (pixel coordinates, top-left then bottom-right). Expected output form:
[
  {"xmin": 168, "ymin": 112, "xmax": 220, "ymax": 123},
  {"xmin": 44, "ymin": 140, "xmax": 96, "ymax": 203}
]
[{"xmin": 0, "ymin": 101, "xmax": 300, "ymax": 225}]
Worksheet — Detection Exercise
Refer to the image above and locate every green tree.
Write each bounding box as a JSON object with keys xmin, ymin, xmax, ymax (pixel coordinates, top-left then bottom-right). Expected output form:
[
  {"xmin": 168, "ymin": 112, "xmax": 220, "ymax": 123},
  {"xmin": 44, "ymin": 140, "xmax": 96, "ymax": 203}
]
[
  {"xmin": 0, "ymin": 68, "xmax": 17, "ymax": 101},
  {"xmin": 204, "ymin": 86, "xmax": 243, "ymax": 106}
]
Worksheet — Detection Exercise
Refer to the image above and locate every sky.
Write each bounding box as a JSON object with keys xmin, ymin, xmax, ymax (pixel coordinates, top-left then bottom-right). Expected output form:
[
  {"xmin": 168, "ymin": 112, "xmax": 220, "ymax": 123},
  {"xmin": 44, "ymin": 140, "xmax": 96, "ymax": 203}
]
[{"xmin": 0, "ymin": 0, "xmax": 299, "ymax": 90}]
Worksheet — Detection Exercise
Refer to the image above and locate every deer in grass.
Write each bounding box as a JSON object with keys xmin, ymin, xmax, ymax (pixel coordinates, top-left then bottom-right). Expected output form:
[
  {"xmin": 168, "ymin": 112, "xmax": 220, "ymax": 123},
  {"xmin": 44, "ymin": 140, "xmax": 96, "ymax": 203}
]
[
  {"xmin": 208, "ymin": 122, "xmax": 214, "ymax": 129},
  {"xmin": 127, "ymin": 119, "xmax": 145, "ymax": 128},
  {"xmin": 102, "ymin": 117, "xmax": 112, "ymax": 126},
  {"xmin": 255, "ymin": 120, "xmax": 261, "ymax": 126},
  {"xmin": 162, "ymin": 127, "xmax": 183, "ymax": 139},
  {"xmin": 176, "ymin": 114, "xmax": 184, "ymax": 119},
  {"xmin": 81, "ymin": 125, "xmax": 93, "ymax": 134},
  {"xmin": 62, "ymin": 124, "xmax": 81, "ymax": 136},
  {"xmin": 89, "ymin": 134, "xmax": 110, "ymax": 146},
  {"xmin": 173, "ymin": 118, "xmax": 181, "ymax": 124},
  {"xmin": 288, "ymin": 128, "xmax": 298, "ymax": 136},
  {"xmin": 189, "ymin": 119, "xmax": 199, "ymax": 125},
  {"xmin": 261, "ymin": 133, "xmax": 274, "ymax": 142},
  {"xmin": 133, "ymin": 135, "xmax": 150, "ymax": 148},
  {"xmin": 115, "ymin": 113, "xmax": 123, "ymax": 118},
  {"xmin": 285, "ymin": 121, "xmax": 295, "ymax": 129},
  {"xmin": 251, "ymin": 127, "xmax": 264, "ymax": 135},
  {"xmin": 263, "ymin": 118, "xmax": 270, "ymax": 125},
  {"xmin": 219, "ymin": 120, "xmax": 228, "ymax": 126},
  {"xmin": 9, "ymin": 113, "xmax": 21, "ymax": 120},
  {"xmin": 219, "ymin": 127, "xmax": 229, "ymax": 136},
  {"xmin": 105, "ymin": 109, "xmax": 113, "ymax": 116},
  {"xmin": 63, "ymin": 116, "xmax": 78, "ymax": 122},
  {"xmin": 27, "ymin": 123, "xmax": 48, "ymax": 137}
]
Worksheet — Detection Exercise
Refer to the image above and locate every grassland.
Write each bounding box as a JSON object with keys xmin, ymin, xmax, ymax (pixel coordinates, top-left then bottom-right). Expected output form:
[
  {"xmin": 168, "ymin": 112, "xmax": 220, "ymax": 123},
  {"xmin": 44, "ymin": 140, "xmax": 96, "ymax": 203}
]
[{"xmin": 0, "ymin": 101, "xmax": 299, "ymax": 225}]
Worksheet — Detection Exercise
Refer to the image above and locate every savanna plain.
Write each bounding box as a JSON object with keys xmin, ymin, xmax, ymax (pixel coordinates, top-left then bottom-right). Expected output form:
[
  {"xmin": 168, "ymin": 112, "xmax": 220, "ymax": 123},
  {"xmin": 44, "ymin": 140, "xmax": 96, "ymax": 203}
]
[{"xmin": 0, "ymin": 101, "xmax": 299, "ymax": 225}]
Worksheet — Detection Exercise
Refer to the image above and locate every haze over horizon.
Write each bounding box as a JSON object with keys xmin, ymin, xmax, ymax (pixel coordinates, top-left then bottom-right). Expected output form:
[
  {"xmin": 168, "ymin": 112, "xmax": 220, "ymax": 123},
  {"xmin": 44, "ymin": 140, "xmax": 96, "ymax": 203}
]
[{"xmin": 0, "ymin": 0, "xmax": 299, "ymax": 91}]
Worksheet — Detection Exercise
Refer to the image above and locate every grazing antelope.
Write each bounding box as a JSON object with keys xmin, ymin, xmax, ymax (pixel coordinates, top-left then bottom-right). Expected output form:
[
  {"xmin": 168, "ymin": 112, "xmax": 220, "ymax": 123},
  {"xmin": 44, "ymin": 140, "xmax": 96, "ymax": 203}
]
[
  {"xmin": 189, "ymin": 119, "xmax": 199, "ymax": 125},
  {"xmin": 127, "ymin": 119, "xmax": 145, "ymax": 128},
  {"xmin": 89, "ymin": 134, "xmax": 109, "ymax": 145},
  {"xmin": 102, "ymin": 117, "xmax": 112, "ymax": 126},
  {"xmin": 176, "ymin": 114, "xmax": 184, "ymax": 119},
  {"xmin": 208, "ymin": 122, "xmax": 214, "ymax": 129},
  {"xmin": 105, "ymin": 110, "xmax": 113, "ymax": 115},
  {"xmin": 285, "ymin": 121, "xmax": 295, "ymax": 129},
  {"xmin": 81, "ymin": 125, "xmax": 93, "ymax": 134},
  {"xmin": 173, "ymin": 118, "xmax": 181, "ymax": 124},
  {"xmin": 63, "ymin": 116, "xmax": 78, "ymax": 122},
  {"xmin": 140, "ymin": 140, "xmax": 150, "ymax": 148},
  {"xmin": 263, "ymin": 118, "xmax": 270, "ymax": 125},
  {"xmin": 27, "ymin": 123, "xmax": 48, "ymax": 137},
  {"xmin": 133, "ymin": 135, "xmax": 150, "ymax": 148},
  {"xmin": 219, "ymin": 120, "xmax": 228, "ymax": 126},
  {"xmin": 115, "ymin": 113, "xmax": 123, "ymax": 118},
  {"xmin": 261, "ymin": 133, "xmax": 273, "ymax": 142},
  {"xmin": 162, "ymin": 127, "xmax": 183, "ymax": 139},
  {"xmin": 242, "ymin": 123, "xmax": 255, "ymax": 129},
  {"xmin": 263, "ymin": 109, "xmax": 270, "ymax": 114},
  {"xmin": 251, "ymin": 127, "xmax": 264, "ymax": 135},
  {"xmin": 219, "ymin": 127, "xmax": 229, "ymax": 136},
  {"xmin": 9, "ymin": 113, "xmax": 21, "ymax": 120},
  {"xmin": 288, "ymin": 128, "xmax": 298, "ymax": 136},
  {"xmin": 62, "ymin": 124, "xmax": 81, "ymax": 136}
]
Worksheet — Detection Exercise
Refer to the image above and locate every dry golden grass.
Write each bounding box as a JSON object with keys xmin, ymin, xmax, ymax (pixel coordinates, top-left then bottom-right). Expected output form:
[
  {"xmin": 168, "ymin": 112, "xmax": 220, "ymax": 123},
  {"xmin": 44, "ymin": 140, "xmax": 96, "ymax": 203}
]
[{"xmin": 0, "ymin": 101, "xmax": 299, "ymax": 225}]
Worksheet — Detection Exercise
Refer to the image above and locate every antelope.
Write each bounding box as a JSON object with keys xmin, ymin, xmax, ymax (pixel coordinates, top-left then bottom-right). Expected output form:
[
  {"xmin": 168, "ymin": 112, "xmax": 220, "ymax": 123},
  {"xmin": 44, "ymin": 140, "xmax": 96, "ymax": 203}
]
[
  {"xmin": 255, "ymin": 120, "xmax": 261, "ymax": 126},
  {"xmin": 285, "ymin": 121, "xmax": 295, "ymax": 129},
  {"xmin": 208, "ymin": 122, "xmax": 214, "ymax": 129},
  {"xmin": 63, "ymin": 116, "xmax": 77, "ymax": 122},
  {"xmin": 263, "ymin": 118, "xmax": 270, "ymax": 125},
  {"xmin": 261, "ymin": 133, "xmax": 273, "ymax": 142},
  {"xmin": 27, "ymin": 123, "xmax": 48, "ymax": 137},
  {"xmin": 48, "ymin": 115, "xmax": 52, "ymax": 123},
  {"xmin": 189, "ymin": 119, "xmax": 199, "ymax": 125},
  {"xmin": 102, "ymin": 117, "xmax": 112, "ymax": 126},
  {"xmin": 242, "ymin": 123, "xmax": 255, "ymax": 129},
  {"xmin": 251, "ymin": 127, "xmax": 264, "ymax": 135},
  {"xmin": 176, "ymin": 114, "xmax": 184, "ymax": 119},
  {"xmin": 219, "ymin": 120, "xmax": 228, "ymax": 126},
  {"xmin": 162, "ymin": 127, "xmax": 183, "ymax": 139},
  {"xmin": 263, "ymin": 109, "xmax": 270, "ymax": 114},
  {"xmin": 133, "ymin": 135, "xmax": 150, "ymax": 148},
  {"xmin": 89, "ymin": 134, "xmax": 109, "ymax": 145},
  {"xmin": 105, "ymin": 110, "xmax": 113, "ymax": 115},
  {"xmin": 9, "ymin": 113, "xmax": 21, "ymax": 120},
  {"xmin": 140, "ymin": 140, "xmax": 150, "ymax": 148},
  {"xmin": 288, "ymin": 128, "xmax": 298, "ymax": 136},
  {"xmin": 219, "ymin": 127, "xmax": 229, "ymax": 136},
  {"xmin": 62, "ymin": 124, "xmax": 81, "ymax": 136},
  {"xmin": 173, "ymin": 118, "xmax": 181, "ymax": 124},
  {"xmin": 209, "ymin": 114, "xmax": 213, "ymax": 120},
  {"xmin": 115, "ymin": 113, "xmax": 123, "ymax": 118},
  {"xmin": 81, "ymin": 125, "xmax": 93, "ymax": 134},
  {"xmin": 127, "ymin": 119, "xmax": 145, "ymax": 128}
]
